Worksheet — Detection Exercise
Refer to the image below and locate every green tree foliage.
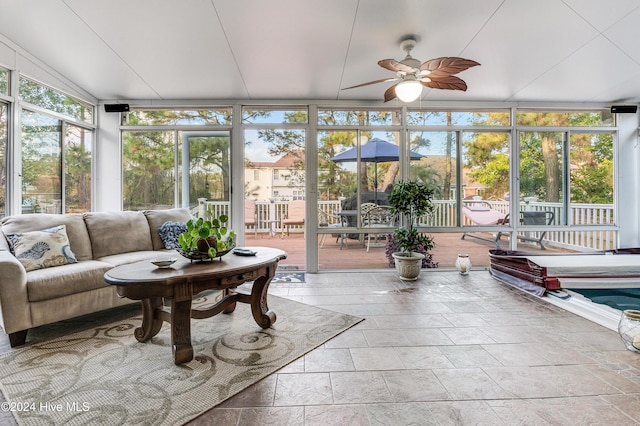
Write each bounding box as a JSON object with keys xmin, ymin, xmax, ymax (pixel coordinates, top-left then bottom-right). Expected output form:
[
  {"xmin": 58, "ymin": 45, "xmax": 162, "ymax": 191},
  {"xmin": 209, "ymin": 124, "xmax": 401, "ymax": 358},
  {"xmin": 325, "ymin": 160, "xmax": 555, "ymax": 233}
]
[
  {"xmin": 64, "ymin": 128, "xmax": 91, "ymax": 212},
  {"xmin": 123, "ymin": 110, "xmax": 232, "ymax": 209},
  {"xmin": 464, "ymin": 111, "xmax": 613, "ymax": 204}
]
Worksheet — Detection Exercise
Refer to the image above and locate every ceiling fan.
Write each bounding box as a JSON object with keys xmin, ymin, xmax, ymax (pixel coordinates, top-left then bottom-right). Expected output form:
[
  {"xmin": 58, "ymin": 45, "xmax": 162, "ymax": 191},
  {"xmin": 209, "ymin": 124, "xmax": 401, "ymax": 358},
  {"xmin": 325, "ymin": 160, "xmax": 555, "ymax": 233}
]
[{"xmin": 342, "ymin": 37, "xmax": 480, "ymax": 102}]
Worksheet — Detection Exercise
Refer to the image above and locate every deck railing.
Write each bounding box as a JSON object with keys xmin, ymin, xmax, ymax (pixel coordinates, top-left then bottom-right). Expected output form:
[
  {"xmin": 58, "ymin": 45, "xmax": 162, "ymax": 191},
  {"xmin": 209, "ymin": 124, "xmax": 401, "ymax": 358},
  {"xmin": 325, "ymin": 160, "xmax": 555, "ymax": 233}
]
[{"xmin": 200, "ymin": 199, "xmax": 617, "ymax": 252}]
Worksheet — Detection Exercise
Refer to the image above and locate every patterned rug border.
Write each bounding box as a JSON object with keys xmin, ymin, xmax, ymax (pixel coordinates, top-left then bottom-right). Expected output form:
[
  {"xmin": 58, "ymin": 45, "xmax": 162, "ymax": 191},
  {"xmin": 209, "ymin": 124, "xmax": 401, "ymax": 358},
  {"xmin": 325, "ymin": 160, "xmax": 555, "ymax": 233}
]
[
  {"xmin": 272, "ymin": 271, "xmax": 306, "ymax": 283},
  {"xmin": 0, "ymin": 295, "xmax": 363, "ymax": 426}
]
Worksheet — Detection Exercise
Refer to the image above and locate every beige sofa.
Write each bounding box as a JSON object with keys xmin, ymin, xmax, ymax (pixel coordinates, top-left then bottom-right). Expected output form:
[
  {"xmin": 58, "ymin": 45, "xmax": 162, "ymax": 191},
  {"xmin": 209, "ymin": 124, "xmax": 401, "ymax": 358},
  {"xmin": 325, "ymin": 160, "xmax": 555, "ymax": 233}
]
[{"xmin": 0, "ymin": 208, "xmax": 192, "ymax": 346}]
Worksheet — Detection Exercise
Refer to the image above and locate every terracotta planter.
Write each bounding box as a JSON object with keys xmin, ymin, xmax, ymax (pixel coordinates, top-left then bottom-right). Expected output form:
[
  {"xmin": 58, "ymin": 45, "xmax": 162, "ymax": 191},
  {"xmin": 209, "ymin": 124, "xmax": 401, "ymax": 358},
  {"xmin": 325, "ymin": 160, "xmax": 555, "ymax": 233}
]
[{"xmin": 392, "ymin": 252, "xmax": 425, "ymax": 281}]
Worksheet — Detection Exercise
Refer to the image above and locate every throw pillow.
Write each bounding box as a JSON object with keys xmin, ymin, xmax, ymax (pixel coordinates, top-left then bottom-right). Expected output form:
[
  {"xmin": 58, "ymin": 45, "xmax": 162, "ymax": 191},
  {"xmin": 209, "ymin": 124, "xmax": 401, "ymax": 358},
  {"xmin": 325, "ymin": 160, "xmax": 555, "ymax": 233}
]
[
  {"xmin": 158, "ymin": 221, "xmax": 187, "ymax": 250},
  {"xmin": 6, "ymin": 225, "xmax": 78, "ymax": 272}
]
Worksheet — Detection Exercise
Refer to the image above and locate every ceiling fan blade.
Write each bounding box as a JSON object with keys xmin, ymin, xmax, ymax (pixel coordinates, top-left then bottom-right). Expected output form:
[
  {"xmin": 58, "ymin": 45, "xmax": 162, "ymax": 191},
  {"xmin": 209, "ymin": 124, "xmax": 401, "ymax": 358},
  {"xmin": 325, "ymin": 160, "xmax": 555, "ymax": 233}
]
[
  {"xmin": 378, "ymin": 59, "xmax": 415, "ymax": 73},
  {"xmin": 383, "ymin": 84, "xmax": 398, "ymax": 102},
  {"xmin": 421, "ymin": 75, "xmax": 468, "ymax": 91},
  {"xmin": 420, "ymin": 57, "xmax": 480, "ymax": 76},
  {"xmin": 342, "ymin": 77, "xmax": 398, "ymax": 90}
]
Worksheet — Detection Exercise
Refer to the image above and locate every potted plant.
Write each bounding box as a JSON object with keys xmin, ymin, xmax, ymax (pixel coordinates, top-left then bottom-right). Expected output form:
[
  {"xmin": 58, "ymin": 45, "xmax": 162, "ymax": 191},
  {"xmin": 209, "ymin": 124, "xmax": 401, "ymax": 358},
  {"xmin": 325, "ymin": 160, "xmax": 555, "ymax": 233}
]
[
  {"xmin": 178, "ymin": 215, "xmax": 235, "ymax": 261},
  {"xmin": 386, "ymin": 180, "xmax": 436, "ymax": 280}
]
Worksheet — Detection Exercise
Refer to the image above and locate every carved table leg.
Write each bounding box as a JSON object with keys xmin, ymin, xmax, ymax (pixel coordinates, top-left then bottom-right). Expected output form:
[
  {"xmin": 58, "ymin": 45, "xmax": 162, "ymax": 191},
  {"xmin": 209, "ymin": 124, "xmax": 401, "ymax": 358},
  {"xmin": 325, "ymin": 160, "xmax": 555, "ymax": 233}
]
[
  {"xmin": 250, "ymin": 274, "xmax": 276, "ymax": 328},
  {"xmin": 135, "ymin": 297, "xmax": 164, "ymax": 342},
  {"xmin": 222, "ymin": 287, "xmax": 237, "ymax": 314},
  {"xmin": 171, "ymin": 283, "xmax": 194, "ymax": 365}
]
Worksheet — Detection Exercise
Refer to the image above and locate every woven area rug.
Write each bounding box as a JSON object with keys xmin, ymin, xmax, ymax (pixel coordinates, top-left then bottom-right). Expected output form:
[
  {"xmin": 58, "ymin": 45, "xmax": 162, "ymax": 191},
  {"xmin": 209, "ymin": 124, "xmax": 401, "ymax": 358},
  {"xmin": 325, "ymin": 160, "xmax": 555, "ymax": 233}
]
[
  {"xmin": 272, "ymin": 271, "xmax": 306, "ymax": 283},
  {"xmin": 0, "ymin": 294, "xmax": 362, "ymax": 425}
]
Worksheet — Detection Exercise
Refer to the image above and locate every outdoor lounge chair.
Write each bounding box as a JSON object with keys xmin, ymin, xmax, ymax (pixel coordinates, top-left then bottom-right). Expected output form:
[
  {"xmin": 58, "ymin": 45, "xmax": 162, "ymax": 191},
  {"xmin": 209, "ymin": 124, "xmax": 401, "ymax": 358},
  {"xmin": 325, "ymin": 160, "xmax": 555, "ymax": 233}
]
[
  {"xmin": 461, "ymin": 201, "xmax": 508, "ymax": 245},
  {"xmin": 282, "ymin": 200, "xmax": 305, "ymax": 237},
  {"xmin": 244, "ymin": 199, "xmax": 257, "ymax": 238},
  {"xmin": 496, "ymin": 210, "xmax": 555, "ymax": 250}
]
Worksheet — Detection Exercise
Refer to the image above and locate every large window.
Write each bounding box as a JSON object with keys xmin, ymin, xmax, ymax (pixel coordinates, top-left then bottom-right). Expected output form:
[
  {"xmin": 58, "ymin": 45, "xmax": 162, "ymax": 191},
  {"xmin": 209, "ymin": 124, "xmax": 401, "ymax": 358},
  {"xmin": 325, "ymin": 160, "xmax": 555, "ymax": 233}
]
[
  {"xmin": 19, "ymin": 77, "xmax": 95, "ymax": 214},
  {"xmin": 19, "ymin": 77, "xmax": 93, "ymax": 124},
  {"xmin": 0, "ymin": 67, "xmax": 8, "ymax": 95},
  {"xmin": 21, "ymin": 110, "xmax": 62, "ymax": 213},
  {"xmin": 122, "ymin": 109, "xmax": 233, "ymax": 213},
  {"xmin": 0, "ymin": 102, "xmax": 7, "ymax": 217}
]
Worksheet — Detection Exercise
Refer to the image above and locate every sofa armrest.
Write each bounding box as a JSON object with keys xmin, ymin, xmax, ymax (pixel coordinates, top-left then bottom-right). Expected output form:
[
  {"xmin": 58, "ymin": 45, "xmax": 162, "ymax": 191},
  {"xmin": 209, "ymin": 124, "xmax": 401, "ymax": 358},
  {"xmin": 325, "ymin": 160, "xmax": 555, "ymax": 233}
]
[{"xmin": 0, "ymin": 249, "xmax": 32, "ymax": 334}]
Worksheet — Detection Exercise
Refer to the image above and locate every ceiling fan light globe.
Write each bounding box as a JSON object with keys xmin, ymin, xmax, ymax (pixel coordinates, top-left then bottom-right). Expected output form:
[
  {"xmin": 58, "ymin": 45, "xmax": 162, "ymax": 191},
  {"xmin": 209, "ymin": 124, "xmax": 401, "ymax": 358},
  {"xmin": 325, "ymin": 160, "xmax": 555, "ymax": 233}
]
[{"xmin": 395, "ymin": 80, "xmax": 423, "ymax": 102}]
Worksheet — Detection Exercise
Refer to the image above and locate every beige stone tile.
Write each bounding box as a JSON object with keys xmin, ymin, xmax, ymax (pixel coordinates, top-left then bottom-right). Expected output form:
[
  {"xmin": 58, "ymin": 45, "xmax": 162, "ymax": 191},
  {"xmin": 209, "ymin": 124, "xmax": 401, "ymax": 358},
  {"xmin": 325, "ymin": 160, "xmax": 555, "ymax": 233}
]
[
  {"xmin": 365, "ymin": 402, "xmax": 437, "ymax": 425},
  {"xmin": 273, "ymin": 373, "xmax": 333, "ymax": 406},
  {"xmin": 427, "ymin": 400, "xmax": 506, "ymax": 425},
  {"xmin": 477, "ymin": 324, "xmax": 547, "ymax": 343},
  {"xmin": 398, "ymin": 328, "xmax": 456, "ymax": 346},
  {"xmin": 304, "ymin": 348, "xmax": 355, "ymax": 372},
  {"xmin": 277, "ymin": 356, "xmax": 304, "ymax": 373},
  {"xmin": 362, "ymin": 329, "xmax": 412, "ymax": 347},
  {"xmin": 441, "ymin": 312, "xmax": 491, "ymax": 327},
  {"xmin": 602, "ymin": 394, "xmax": 640, "ymax": 422},
  {"xmin": 439, "ymin": 345, "xmax": 503, "ymax": 368},
  {"xmin": 408, "ymin": 301, "xmax": 455, "ymax": 314},
  {"xmin": 483, "ymin": 365, "xmax": 620, "ymax": 398},
  {"xmin": 331, "ymin": 371, "xmax": 394, "ymax": 404},
  {"xmin": 382, "ymin": 370, "xmax": 451, "ymax": 401},
  {"xmin": 482, "ymin": 341, "xmax": 593, "ymax": 366},
  {"xmin": 218, "ymin": 374, "xmax": 276, "ymax": 408},
  {"xmin": 237, "ymin": 406, "xmax": 305, "ymax": 425},
  {"xmin": 350, "ymin": 347, "xmax": 404, "ymax": 370},
  {"xmin": 394, "ymin": 346, "xmax": 455, "ymax": 369},
  {"xmin": 433, "ymin": 368, "xmax": 514, "ymax": 400},
  {"xmin": 584, "ymin": 364, "xmax": 640, "ymax": 393},
  {"xmin": 323, "ymin": 329, "xmax": 369, "ymax": 349},
  {"xmin": 189, "ymin": 408, "xmax": 240, "ymax": 425},
  {"xmin": 489, "ymin": 396, "xmax": 640, "ymax": 425},
  {"xmin": 372, "ymin": 314, "xmax": 453, "ymax": 329},
  {"xmin": 304, "ymin": 404, "xmax": 370, "ymax": 426},
  {"xmin": 440, "ymin": 327, "xmax": 496, "ymax": 345}
]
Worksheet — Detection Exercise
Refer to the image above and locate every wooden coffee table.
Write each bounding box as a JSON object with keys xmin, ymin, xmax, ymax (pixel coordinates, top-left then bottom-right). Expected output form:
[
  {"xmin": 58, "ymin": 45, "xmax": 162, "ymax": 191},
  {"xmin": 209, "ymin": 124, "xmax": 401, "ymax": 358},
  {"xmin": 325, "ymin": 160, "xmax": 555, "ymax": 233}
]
[{"xmin": 103, "ymin": 247, "xmax": 287, "ymax": 365}]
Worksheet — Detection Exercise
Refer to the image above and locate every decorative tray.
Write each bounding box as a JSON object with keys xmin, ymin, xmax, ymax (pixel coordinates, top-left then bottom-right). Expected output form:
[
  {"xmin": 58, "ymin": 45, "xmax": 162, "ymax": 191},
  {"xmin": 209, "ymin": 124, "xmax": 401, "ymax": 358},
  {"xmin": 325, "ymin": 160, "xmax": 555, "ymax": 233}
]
[{"xmin": 177, "ymin": 244, "xmax": 235, "ymax": 262}]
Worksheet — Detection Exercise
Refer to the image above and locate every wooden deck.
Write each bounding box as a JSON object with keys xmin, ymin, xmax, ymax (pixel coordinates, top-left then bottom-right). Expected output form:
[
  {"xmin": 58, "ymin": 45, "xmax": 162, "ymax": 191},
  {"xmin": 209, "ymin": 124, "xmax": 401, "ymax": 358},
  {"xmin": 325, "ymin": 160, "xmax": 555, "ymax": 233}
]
[{"xmin": 244, "ymin": 230, "xmax": 566, "ymax": 271}]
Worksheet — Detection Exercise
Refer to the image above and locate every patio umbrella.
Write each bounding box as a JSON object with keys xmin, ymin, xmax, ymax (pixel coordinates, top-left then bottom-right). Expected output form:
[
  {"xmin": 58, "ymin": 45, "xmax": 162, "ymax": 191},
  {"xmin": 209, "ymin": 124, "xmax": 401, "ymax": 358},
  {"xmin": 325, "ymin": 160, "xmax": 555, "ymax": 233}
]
[{"xmin": 329, "ymin": 138, "xmax": 425, "ymax": 197}]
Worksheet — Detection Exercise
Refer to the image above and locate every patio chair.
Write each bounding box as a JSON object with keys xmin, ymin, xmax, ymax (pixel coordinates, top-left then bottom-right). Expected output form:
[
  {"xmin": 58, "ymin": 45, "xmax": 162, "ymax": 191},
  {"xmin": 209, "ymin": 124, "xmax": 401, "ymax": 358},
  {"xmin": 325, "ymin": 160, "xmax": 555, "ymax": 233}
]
[
  {"xmin": 461, "ymin": 200, "xmax": 508, "ymax": 245},
  {"xmin": 496, "ymin": 210, "xmax": 555, "ymax": 250},
  {"xmin": 318, "ymin": 210, "xmax": 348, "ymax": 249},
  {"xmin": 362, "ymin": 205, "xmax": 397, "ymax": 252},
  {"xmin": 282, "ymin": 200, "xmax": 305, "ymax": 237},
  {"xmin": 244, "ymin": 199, "xmax": 257, "ymax": 238}
]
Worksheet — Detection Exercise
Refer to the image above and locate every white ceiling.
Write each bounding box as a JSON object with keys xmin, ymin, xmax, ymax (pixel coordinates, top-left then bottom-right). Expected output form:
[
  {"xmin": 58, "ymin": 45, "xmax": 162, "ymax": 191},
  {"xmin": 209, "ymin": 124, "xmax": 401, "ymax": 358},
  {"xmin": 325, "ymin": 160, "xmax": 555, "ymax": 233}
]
[{"xmin": 1, "ymin": 0, "xmax": 640, "ymax": 104}]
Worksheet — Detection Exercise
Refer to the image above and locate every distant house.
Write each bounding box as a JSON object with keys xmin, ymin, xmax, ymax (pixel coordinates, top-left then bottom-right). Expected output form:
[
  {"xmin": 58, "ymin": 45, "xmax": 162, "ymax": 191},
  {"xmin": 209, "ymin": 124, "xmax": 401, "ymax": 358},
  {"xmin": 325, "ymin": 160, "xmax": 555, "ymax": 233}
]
[{"xmin": 245, "ymin": 150, "xmax": 305, "ymax": 201}]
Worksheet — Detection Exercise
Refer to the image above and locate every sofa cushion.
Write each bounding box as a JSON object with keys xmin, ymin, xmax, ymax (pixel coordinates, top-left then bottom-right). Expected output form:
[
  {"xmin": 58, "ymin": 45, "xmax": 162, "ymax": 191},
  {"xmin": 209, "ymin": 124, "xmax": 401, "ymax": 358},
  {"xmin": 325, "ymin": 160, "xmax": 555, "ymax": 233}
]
[
  {"xmin": 83, "ymin": 211, "xmax": 153, "ymax": 259},
  {"xmin": 26, "ymin": 260, "xmax": 114, "ymax": 302},
  {"xmin": 158, "ymin": 221, "xmax": 187, "ymax": 250},
  {"xmin": 97, "ymin": 250, "xmax": 168, "ymax": 268},
  {"xmin": 0, "ymin": 213, "xmax": 93, "ymax": 261},
  {"xmin": 143, "ymin": 208, "xmax": 192, "ymax": 250},
  {"xmin": 6, "ymin": 225, "xmax": 78, "ymax": 272}
]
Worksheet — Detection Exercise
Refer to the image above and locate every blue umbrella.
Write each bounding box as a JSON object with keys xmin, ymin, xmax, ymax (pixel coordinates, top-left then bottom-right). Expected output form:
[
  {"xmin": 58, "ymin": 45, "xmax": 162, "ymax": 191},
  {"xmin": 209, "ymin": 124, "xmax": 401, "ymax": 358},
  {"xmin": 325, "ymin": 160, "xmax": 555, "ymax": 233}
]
[{"xmin": 329, "ymin": 138, "xmax": 425, "ymax": 193}]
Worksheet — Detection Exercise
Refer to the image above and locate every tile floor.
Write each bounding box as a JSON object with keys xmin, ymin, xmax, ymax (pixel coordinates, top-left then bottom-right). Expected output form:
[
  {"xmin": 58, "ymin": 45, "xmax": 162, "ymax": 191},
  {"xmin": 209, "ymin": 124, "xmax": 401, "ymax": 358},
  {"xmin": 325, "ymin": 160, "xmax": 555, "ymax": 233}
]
[
  {"xmin": 1, "ymin": 270, "xmax": 639, "ymax": 425},
  {"xmin": 191, "ymin": 270, "xmax": 640, "ymax": 425}
]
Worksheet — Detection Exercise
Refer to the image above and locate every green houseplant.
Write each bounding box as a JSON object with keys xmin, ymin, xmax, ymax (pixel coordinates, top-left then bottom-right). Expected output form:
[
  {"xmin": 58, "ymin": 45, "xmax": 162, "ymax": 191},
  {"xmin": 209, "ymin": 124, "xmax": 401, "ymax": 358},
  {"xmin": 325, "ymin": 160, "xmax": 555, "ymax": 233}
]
[
  {"xmin": 178, "ymin": 215, "xmax": 235, "ymax": 260},
  {"xmin": 387, "ymin": 180, "xmax": 436, "ymax": 280}
]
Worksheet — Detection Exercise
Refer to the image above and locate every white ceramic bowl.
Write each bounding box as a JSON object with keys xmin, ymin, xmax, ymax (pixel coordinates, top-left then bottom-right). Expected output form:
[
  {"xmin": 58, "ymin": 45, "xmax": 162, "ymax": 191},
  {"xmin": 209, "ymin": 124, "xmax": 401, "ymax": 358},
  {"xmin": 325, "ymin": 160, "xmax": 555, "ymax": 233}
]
[{"xmin": 151, "ymin": 257, "xmax": 177, "ymax": 268}]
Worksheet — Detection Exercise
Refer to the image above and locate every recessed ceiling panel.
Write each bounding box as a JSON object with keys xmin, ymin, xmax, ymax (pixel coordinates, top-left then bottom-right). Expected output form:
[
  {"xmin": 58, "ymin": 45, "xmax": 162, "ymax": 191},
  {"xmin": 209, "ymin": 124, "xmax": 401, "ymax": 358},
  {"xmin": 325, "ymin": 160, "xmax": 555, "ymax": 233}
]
[
  {"xmin": 66, "ymin": 0, "xmax": 247, "ymax": 100},
  {"xmin": 214, "ymin": 0, "xmax": 358, "ymax": 100},
  {"xmin": 514, "ymin": 36, "xmax": 640, "ymax": 102},
  {"xmin": 463, "ymin": 0, "xmax": 597, "ymax": 102}
]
